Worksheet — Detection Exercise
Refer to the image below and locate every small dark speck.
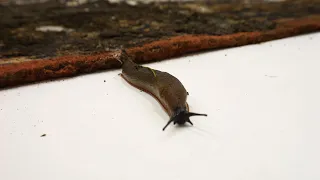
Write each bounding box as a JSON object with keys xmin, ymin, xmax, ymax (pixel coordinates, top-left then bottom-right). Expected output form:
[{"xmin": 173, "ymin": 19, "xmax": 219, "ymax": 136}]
[
  {"xmin": 41, "ymin": 134, "xmax": 46, "ymax": 137},
  {"xmin": 17, "ymin": 108, "xmax": 19, "ymax": 111},
  {"xmin": 104, "ymin": 80, "xmax": 106, "ymax": 82},
  {"xmin": 34, "ymin": 125, "xmax": 36, "ymax": 127},
  {"xmin": 140, "ymin": 90, "xmax": 143, "ymax": 92},
  {"xmin": 225, "ymin": 54, "xmax": 227, "ymax": 56}
]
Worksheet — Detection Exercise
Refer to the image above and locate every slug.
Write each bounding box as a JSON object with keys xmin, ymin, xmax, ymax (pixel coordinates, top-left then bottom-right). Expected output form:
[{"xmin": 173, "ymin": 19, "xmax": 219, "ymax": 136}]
[{"xmin": 117, "ymin": 50, "xmax": 207, "ymax": 131}]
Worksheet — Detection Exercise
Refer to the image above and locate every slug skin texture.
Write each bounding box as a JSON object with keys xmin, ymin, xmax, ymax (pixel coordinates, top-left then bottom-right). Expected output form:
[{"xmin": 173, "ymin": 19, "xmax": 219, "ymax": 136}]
[{"xmin": 118, "ymin": 50, "xmax": 207, "ymax": 131}]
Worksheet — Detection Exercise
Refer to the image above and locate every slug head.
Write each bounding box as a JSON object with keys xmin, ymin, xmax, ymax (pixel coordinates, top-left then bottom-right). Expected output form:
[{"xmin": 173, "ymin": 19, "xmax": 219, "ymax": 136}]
[{"xmin": 162, "ymin": 107, "xmax": 207, "ymax": 131}]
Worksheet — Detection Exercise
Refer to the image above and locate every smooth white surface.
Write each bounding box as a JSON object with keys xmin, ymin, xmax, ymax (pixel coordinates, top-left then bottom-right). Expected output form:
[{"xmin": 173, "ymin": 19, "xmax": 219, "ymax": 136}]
[{"xmin": 1, "ymin": 33, "xmax": 320, "ymax": 180}]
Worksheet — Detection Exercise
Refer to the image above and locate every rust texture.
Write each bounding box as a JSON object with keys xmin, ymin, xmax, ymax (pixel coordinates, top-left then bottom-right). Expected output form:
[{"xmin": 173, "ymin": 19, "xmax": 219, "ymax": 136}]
[{"xmin": 0, "ymin": 0, "xmax": 320, "ymax": 89}]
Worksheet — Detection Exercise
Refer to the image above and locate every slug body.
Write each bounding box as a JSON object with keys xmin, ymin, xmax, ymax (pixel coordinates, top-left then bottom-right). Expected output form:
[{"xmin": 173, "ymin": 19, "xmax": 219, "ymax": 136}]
[{"xmin": 118, "ymin": 50, "xmax": 207, "ymax": 131}]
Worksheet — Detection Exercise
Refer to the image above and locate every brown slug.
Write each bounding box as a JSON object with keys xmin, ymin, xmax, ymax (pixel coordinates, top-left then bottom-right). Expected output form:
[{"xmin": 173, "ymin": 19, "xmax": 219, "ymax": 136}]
[{"xmin": 117, "ymin": 50, "xmax": 207, "ymax": 131}]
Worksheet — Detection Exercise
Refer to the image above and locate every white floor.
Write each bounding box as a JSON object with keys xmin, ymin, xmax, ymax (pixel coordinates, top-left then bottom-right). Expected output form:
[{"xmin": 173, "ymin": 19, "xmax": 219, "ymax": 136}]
[{"xmin": 1, "ymin": 32, "xmax": 319, "ymax": 180}]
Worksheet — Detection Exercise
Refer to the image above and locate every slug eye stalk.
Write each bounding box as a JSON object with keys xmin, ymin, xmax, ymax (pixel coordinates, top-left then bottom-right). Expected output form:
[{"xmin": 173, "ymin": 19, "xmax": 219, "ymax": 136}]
[{"xmin": 162, "ymin": 112, "xmax": 207, "ymax": 131}]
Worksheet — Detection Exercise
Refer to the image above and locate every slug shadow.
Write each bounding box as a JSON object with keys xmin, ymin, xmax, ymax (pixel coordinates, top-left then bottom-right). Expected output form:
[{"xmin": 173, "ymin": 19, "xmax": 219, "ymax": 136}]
[
  {"xmin": 161, "ymin": 121, "xmax": 216, "ymax": 141},
  {"xmin": 189, "ymin": 125, "xmax": 217, "ymax": 139},
  {"xmin": 162, "ymin": 124, "xmax": 192, "ymax": 138}
]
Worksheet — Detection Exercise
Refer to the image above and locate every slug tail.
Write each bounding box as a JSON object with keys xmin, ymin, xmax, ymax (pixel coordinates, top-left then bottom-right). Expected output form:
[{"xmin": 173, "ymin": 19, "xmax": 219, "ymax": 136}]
[{"xmin": 118, "ymin": 49, "xmax": 133, "ymax": 64}]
